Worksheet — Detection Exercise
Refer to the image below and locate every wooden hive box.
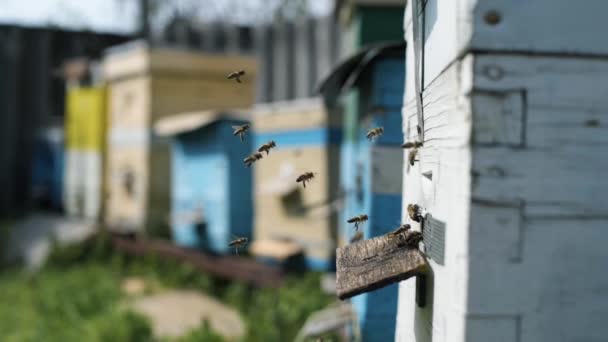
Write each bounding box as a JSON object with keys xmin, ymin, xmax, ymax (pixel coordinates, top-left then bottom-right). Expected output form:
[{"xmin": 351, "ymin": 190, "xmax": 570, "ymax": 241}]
[
  {"xmin": 251, "ymin": 98, "xmax": 342, "ymax": 270},
  {"xmin": 102, "ymin": 40, "xmax": 257, "ymax": 234},
  {"xmin": 64, "ymin": 86, "xmax": 107, "ymax": 220},
  {"xmin": 396, "ymin": 1, "xmax": 608, "ymax": 342},
  {"xmin": 154, "ymin": 110, "xmax": 253, "ymax": 254}
]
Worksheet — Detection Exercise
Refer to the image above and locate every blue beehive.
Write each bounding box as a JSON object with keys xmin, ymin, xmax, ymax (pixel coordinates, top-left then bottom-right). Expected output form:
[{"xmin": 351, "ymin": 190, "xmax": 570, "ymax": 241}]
[
  {"xmin": 155, "ymin": 111, "xmax": 252, "ymax": 254},
  {"xmin": 319, "ymin": 42, "xmax": 406, "ymax": 342}
]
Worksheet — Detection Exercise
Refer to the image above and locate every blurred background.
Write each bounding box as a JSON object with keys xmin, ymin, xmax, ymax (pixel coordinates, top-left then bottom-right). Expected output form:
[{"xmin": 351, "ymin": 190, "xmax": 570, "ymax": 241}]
[{"xmin": 0, "ymin": 0, "xmax": 408, "ymax": 341}]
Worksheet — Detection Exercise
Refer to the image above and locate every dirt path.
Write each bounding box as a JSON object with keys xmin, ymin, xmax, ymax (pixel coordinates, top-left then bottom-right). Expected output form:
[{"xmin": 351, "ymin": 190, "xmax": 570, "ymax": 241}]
[{"xmin": 128, "ymin": 289, "xmax": 245, "ymax": 340}]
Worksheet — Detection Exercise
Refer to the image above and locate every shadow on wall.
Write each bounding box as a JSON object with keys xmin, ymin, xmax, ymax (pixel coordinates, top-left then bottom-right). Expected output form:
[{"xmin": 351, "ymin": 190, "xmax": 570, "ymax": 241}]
[{"xmin": 414, "ymin": 266, "xmax": 435, "ymax": 342}]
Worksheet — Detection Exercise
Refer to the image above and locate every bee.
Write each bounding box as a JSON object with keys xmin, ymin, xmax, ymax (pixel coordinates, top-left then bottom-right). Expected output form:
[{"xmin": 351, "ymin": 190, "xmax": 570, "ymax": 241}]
[
  {"xmin": 401, "ymin": 141, "xmax": 423, "ymax": 149},
  {"xmin": 257, "ymin": 140, "xmax": 276, "ymax": 155},
  {"xmin": 227, "ymin": 69, "xmax": 246, "ymax": 83},
  {"xmin": 347, "ymin": 214, "xmax": 368, "ymax": 231},
  {"xmin": 366, "ymin": 127, "xmax": 384, "ymax": 141},
  {"xmin": 296, "ymin": 172, "xmax": 316, "ymax": 188},
  {"xmin": 408, "ymin": 148, "xmax": 419, "ymax": 166},
  {"xmin": 404, "ymin": 231, "xmax": 423, "ymax": 248},
  {"xmin": 350, "ymin": 231, "xmax": 364, "ymax": 243},
  {"xmin": 229, "ymin": 235, "xmax": 249, "ymax": 255},
  {"xmin": 390, "ymin": 223, "xmax": 411, "ymax": 236},
  {"xmin": 407, "ymin": 204, "xmax": 423, "ymax": 222},
  {"xmin": 232, "ymin": 124, "xmax": 250, "ymax": 142},
  {"xmin": 243, "ymin": 152, "xmax": 263, "ymax": 167}
]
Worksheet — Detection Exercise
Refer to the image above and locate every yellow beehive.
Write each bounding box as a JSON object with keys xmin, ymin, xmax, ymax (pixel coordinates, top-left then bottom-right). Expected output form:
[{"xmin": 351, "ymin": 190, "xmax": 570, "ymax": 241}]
[
  {"xmin": 251, "ymin": 98, "xmax": 342, "ymax": 270},
  {"xmin": 102, "ymin": 40, "xmax": 258, "ymax": 234},
  {"xmin": 64, "ymin": 86, "xmax": 107, "ymax": 220}
]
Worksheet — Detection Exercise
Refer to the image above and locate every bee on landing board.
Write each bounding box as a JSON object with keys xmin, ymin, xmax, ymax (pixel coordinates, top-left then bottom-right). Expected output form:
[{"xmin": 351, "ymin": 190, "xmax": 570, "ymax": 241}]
[
  {"xmin": 347, "ymin": 214, "xmax": 368, "ymax": 231},
  {"xmin": 401, "ymin": 141, "xmax": 423, "ymax": 149},
  {"xmin": 257, "ymin": 140, "xmax": 276, "ymax": 155},
  {"xmin": 243, "ymin": 152, "xmax": 263, "ymax": 167},
  {"xmin": 408, "ymin": 148, "xmax": 419, "ymax": 166},
  {"xmin": 390, "ymin": 223, "xmax": 411, "ymax": 237},
  {"xmin": 227, "ymin": 70, "xmax": 245, "ymax": 83},
  {"xmin": 229, "ymin": 236, "xmax": 249, "ymax": 255},
  {"xmin": 366, "ymin": 127, "xmax": 384, "ymax": 141},
  {"xmin": 404, "ymin": 231, "xmax": 423, "ymax": 248},
  {"xmin": 407, "ymin": 204, "xmax": 423, "ymax": 222},
  {"xmin": 296, "ymin": 172, "xmax": 315, "ymax": 188},
  {"xmin": 350, "ymin": 231, "xmax": 364, "ymax": 243},
  {"xmin": 232, "ymin": 124, "xmax": 250, "ymax": 142}
]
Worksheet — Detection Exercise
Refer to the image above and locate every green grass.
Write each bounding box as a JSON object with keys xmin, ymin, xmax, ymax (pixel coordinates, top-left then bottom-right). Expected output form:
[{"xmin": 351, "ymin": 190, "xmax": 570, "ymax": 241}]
[{"xmin": 0, "ymin": 235, "xmax": 336, "ymax": 342}]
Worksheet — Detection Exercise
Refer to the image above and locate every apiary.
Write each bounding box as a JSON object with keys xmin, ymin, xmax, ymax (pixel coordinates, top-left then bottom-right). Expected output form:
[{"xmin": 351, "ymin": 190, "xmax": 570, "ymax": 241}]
[
  {"xmin": 250, "ymin": 98, "xmax": 342, "ymax": 270},
  {"xmin": 154, "ymin": 110, "xmax": 252, "ymax": 254},
  {"xmin": 102, "ymin": 40, "xmax": 257, "ymax": 234}
]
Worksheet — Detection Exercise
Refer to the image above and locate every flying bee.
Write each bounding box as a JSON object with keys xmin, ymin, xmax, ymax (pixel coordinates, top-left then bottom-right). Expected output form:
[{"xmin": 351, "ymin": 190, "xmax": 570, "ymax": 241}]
[
  {"xmin": 408, "ymin": 148, "xmax": 419, "ymax": 166},
  {"xmin": 350, "ymin": 231, "xmax": 364, "ymax": 243},
  {"xmin": 347, "ymin": 214, "xmax": 368, "ymax": 231},
  {"xmin": 232, "ymin": 124, "xmax": 250, "ymax": 142},
  {"xmin": 257, "ymin": 140, "xmax": 276, "ymax": 155},
  {"xmin": 390, "ymin": 223, "xmax": 411, "ymax": 237},
  {"xmin": 401, "ymin": 141, "xmax": 423, "ymax": 149},
  {"xmin": 296, "ymin": 172, "xmax": 316, "ymax": 188},
  {"xmin": 407, "ymin": 204, "xmax": 423, "ymax": 222},
  {"xmin": 227, "ymin": 69, "xmax": 246, "ymax": 83},
  {"xmin": 229, "ymin": 235, "xmax": 249, "ymax": 255},
  {"xmin": 243, "ymin": 152, "xmax": 263, "ymax": 167},
  {"xmin": 366, "ymin": 127, "xmax": 384, "ymax": 141},
  {"xmin": 404, "ymin": 231, "xmax": 423, "ymax": 248}
]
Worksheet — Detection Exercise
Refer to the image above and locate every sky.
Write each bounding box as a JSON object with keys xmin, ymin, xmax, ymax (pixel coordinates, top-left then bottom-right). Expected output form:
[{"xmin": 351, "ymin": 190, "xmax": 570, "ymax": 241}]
[{"xmin": 0, "ymin": 0, "xmax": 334, "ymax": 34}]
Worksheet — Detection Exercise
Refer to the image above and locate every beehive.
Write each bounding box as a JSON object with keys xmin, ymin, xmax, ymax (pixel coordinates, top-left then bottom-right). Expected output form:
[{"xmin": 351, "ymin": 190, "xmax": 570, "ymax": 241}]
[
  {"xmin": 102, "ymin": 40, "xmax": 257, "ymax": 233},
  {"xmin": 155, "ymin": 110, "xmax": 252, "ymax": 253},
  {"xmin": 64, "ymin": 86, "xmax": 106, "ymax": 219},
  {"xmin": 251, "ymin": 98, "xmax": 342, "ymax": 270},
  {"xmin": 397, "ymin": 1, "xmax": 608, "ymax": 342}
]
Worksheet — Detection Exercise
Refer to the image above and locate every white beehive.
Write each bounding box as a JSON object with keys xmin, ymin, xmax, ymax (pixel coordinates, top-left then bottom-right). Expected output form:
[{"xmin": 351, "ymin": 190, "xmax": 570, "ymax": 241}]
[{"xmin": 396, "ymin": 1, "xmax": 608, "ymax": 342}]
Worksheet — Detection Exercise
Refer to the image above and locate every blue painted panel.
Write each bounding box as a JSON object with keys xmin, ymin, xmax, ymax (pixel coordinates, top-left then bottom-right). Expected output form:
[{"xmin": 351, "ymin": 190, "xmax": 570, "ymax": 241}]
[
  {"xmin": 254, "ymin": 128, "xmax": 342, "ymax": 149},
  {"xmin": 352, "ymin": 283, "xmax": 399, "ymax": 342},
  {"xmin": 170, "ymin": 119, "xmax": 253, "ymax": 254},
  {"xmin": 371, "ymin": 59, "xmax": 405, "ymax": 146}
]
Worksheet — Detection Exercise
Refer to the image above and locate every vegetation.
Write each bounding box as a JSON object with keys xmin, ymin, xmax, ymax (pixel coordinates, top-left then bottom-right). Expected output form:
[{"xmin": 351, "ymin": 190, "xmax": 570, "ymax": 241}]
[{"xmin": 0, "ymin": 234, "xmax": 336, "ymax": 341}]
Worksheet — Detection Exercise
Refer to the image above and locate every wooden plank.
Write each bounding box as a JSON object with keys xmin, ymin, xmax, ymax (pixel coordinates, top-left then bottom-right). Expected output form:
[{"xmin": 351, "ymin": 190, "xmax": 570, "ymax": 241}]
[
  {"xmin": 336, "ymin": 232, "xmax": 429, "ymax": 300},
  {"xmin": 111, "ymin": 236, "xmax": 284, "ymax": 288}
]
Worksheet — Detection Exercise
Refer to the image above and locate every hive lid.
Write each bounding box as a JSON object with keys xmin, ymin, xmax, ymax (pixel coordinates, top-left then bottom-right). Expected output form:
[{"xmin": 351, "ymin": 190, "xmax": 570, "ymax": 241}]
[
  {"xmin": 154, "ymin": 110, "xmax": 249, "ymax": 137},
  {"xmin": 102, "ymin": 39, "xmax": 258, "ymax": 81},
  {"xmin": 316, "ymin": 41, "xmax": 406, "ymax": 101}
]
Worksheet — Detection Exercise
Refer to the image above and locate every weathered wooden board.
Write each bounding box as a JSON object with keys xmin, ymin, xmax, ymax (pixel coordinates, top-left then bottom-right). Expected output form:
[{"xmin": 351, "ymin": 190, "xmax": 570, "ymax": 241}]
[{"xmin": 336, "ymin": 232, "xmax": 428, "ymax": 300}]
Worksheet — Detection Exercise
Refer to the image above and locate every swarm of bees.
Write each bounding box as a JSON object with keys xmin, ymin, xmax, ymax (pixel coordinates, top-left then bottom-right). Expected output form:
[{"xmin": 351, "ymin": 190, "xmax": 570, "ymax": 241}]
[
  {"xmin": 257, "ymin": 140, "xmax": 276, "ymax": 155},
  {"xmin": 366, "ymin": 127, "xmax": 384, "ymax": 141},
  {"xmin": 229, "ymin": 235, "xmax": 249, "ymax": 255},
  {"xmin": 227, "ymin": 69, "xmax": 246, "ymax": 83},
  {"xmin": 347, "ymin": 214, "xmax": 368, "ymax": 231},
  {"xmin": 243, "ymin": 152, "xmax": 263, "ymax": 167},
  {"xmin": 296, "ymin": 172, "xmax": 316, "ymax": 188},
  {"xmin": 232, "ymin": 123, "xmax": 250, "ymax": 142}
]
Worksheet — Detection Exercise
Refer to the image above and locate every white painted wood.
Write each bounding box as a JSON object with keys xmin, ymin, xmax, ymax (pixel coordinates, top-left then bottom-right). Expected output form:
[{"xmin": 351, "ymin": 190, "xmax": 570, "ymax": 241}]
[
  {"xmin": 64, "ymin": 150, "xmax": 103, "ymax": 220},
  {"xmin": 399, "ymin": 3, "xmax": 608, "ymax": 341},
  {"xmin": 370, "ymin": 146, "xmax": 404, "ymax": 195},
  {"xmin": 404, "ymin": 0, "xmax": 608, "ymax": 90},
  {"xmin": 398, "ymin": 59, "xmax": 472, "ymax": 342}
]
